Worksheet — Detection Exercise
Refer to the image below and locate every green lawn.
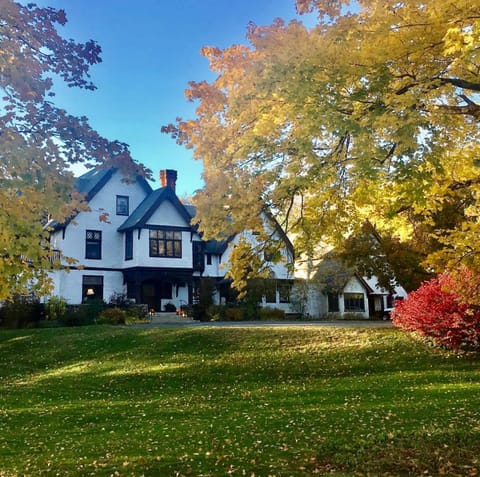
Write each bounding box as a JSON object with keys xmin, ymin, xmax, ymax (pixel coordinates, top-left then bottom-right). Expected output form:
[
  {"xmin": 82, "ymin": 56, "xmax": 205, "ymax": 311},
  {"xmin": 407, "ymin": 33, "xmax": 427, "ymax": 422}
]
[{"xmin": 0, "ymin": 325, "xmax": 479, "ymax": 476}]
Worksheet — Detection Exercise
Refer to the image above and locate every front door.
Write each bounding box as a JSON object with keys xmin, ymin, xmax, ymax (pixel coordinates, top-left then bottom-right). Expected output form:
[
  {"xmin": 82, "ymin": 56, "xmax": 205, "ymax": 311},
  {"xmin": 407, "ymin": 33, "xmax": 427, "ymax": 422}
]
[
  {"xmin": 141, "ymin": 281, "xmax": 157, "ymax": 311},
  {"xmin": 141, "ymin": 280, "xmax": 173, "ymax": 312}
]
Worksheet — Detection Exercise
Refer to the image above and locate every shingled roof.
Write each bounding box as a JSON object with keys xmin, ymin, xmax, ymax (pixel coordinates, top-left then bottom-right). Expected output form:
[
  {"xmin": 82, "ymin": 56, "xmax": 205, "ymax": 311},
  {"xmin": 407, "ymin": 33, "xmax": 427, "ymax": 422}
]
[
  {"xmin": 46, "ymin": 167, "xmax": 152, "ymax": 231},
  {"xmin": 117, "ymin": 186, "xmax": 192, "ymax": 232}
]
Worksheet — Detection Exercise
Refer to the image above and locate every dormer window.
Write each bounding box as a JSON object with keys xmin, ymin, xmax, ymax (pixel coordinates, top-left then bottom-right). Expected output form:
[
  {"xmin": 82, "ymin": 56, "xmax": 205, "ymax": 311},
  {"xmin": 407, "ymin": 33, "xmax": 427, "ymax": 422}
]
[{"xmin": 116, "ymin": 195, "xmax": 129, "ymax": 216}]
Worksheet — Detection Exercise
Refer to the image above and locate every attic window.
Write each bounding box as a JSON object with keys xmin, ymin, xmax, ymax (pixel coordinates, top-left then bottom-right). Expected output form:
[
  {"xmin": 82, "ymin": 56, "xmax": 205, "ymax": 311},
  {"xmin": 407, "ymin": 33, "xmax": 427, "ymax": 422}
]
[{"xmin": 116, "ymin": 195, "xmax": 129, "ymax": 216}]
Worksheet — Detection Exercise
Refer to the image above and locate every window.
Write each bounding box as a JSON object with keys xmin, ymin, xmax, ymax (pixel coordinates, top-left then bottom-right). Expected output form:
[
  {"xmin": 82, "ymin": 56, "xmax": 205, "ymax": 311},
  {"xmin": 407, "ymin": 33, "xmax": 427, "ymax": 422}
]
[
  {"xmin": 125, "ymin": 230, "xmax": 133, "ymax": 260},
  {"xmin": 149, "ymin": 229, "xmax": 182, "ymax": 258},
  {"xmin": 328, "ymin": 292, "xmax": 339, "ymax": 312},
  {"xmin": 82, "ymin": 275, "xmax": 103, "ymax": 302},
  {"xmin": 192, "ymin": 241, "xmax": 205, "ymax": 272},
  {"xmin": 264, "ymin": 280, "xmax": 276, "ymax": 303},
  {"xmin": 344, "ymin": 293, "xmax": 365, "ymax": 312},
  {"xmin": 85, "ymin": 230, "xmax": 102, "ymax": 259},
  {"xmin": 279, "ymin": 282, "xmax": 291, "ymax": 303},
  {"xmin": 116, "ymin": 195, "xmax": 129, "ymax": 215}
]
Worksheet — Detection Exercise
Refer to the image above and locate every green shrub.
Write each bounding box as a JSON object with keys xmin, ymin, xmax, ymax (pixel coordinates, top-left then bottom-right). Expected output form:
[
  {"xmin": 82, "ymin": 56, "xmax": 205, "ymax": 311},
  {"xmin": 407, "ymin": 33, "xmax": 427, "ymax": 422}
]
[
  {"xmin": 206, "ymin": 304, "xmax": 227, "ymax": 321},
  {"xmin": 61, "ymin": 306, "xmax": 89, "ymax": 327},
  {"xmin": 225, "ymin": 307, "xmax": 244, "ymax": 321},
  {"xmin": 258, "ymin": 307, "xmax": 286, "ymax": 320},
  {"xmin": 97, "ymin": 307, "xmax": 127, "ymax": 325},
  {"xmin": 0, "ymin": 294, "xmax": 43, "ymax": 328},
  {"xmin": 108, "ymin": 292, "xmax": 130, "ymax": 306},
  {"xmin": 342, "ymin": 312, "xmax": 367, "ymax": 320},
  {"xmin": 125, "ymin": 304, "xmax": 148, "ymax": 322},
  {"xmin": 62, "ymin": 302, "xmax": 103, "ymax": 326},
  {"xmin": 45, "ymin": 296, "xmax": 67, "ymax": 321},
  {"xmin": 192, "ymin": 278, "xmax": 216, "ymax": 321}
]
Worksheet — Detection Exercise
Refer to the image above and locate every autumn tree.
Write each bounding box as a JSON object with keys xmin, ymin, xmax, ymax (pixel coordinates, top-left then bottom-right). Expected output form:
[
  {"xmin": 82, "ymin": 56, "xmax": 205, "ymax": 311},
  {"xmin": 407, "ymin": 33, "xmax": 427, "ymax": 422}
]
[
  {"xmin": 0, "ymin": 1, "xmax": 148, "ymax": 300},
  {"xmin": 164, "ymin": 0, "xmax": 480, "ymax": 291}
]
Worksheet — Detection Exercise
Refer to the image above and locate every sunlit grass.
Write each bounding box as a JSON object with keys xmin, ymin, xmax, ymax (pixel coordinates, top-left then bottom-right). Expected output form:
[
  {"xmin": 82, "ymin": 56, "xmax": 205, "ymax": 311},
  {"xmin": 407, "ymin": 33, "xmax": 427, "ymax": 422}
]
[{"xmin": 0, "ymin": 325, "xmax": 479, "ymax": 476}]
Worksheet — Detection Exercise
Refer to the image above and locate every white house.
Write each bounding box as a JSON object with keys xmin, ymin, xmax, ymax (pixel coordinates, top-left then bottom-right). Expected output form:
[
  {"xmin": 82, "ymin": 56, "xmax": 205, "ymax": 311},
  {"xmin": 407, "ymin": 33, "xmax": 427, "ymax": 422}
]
[
  {"xmin": 294, "ymin": 255, "xmax": 407, "ymax": 319},
  {"xmin": 46, "ymin": 167, "xmax": 294, "ymax": 312}
]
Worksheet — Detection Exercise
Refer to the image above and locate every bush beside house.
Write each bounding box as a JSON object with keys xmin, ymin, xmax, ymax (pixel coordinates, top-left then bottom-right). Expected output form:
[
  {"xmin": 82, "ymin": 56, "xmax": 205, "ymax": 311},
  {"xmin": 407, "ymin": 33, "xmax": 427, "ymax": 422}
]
[
  {"xmin": 0, "ymin": 294, "xmax": 44, "ymax": 328},
  {"xmin": 392, "ymin": 271, "xmax": 480, "ymax": 350}
]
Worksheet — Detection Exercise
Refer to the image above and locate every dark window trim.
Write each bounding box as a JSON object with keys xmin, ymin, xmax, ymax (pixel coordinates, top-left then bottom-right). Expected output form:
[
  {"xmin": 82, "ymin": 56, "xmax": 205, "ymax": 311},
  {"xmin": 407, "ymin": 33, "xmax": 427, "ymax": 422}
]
[
  {"xmin": 82, "ymin": 275, "xmax": 104, "ymax": 302},
  {"xmin": 146, "ymin": 224, "xmax": 190, "ymax": 232},
  {"xmin": 125, "ymin": 230, "xmax": 133, "ymax": 261},
  {"xmin": 328, "ymin": 292, "xmax": 340, "ymax": 312},
  {"xmin": 149, "ymin": 229, "xmax": 182, "ymax": 258},
  {"xmin": 116, "ymin": 195, "xmax": 129, "ymax": 216},
  {"xmin": 278, "ymin": 282, "xmax": 291, "ymax": 303},
  {"xmin": 344, "ymin": 292, "xmax": 365, "ymax": 312},
  {"xmin": 265, "ymin": 282, "xmax": 276, "ymax": 303},
  {"xmin": 85, "ymin": 230, "xmax": 102, "ymax": 260}
]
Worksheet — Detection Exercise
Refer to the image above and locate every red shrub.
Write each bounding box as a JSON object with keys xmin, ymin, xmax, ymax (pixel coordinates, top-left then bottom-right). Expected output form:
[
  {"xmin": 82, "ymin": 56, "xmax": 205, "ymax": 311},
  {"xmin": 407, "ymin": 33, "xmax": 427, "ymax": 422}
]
[{"xmin": 391, "ymin": 272, "xmax": 480, "ymax": 350}]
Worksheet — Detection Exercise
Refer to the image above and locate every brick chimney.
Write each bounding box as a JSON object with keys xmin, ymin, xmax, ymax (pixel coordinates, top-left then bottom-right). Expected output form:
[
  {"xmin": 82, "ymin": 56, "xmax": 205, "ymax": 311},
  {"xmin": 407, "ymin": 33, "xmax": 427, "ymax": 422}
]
[{"xmin": 160, "ymin": 169, "xmax": 177, "ymax": 192}]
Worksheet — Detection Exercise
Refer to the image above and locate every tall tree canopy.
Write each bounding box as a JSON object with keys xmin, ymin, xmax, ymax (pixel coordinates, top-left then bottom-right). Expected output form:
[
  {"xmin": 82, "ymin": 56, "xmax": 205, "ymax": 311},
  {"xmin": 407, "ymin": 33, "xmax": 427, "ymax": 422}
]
[
  {"xmin": 164, "ymin": 0, "xmax": 480, "ymax": 291},
  {"xmin": 0, "ymin": 1, "xmax": 148, "ymax": 299}
]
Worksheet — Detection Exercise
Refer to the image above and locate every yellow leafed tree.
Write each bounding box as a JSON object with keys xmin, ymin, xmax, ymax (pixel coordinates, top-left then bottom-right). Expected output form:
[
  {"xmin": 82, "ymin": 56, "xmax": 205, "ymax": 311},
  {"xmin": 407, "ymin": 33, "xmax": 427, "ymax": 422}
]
[
  {"xmin": 164, "ymin": 0, "xmax": 480, "ymax": 292},
  {"xmin": 0, "ymin": 1, "xmax": 149, "ymax": 300}
]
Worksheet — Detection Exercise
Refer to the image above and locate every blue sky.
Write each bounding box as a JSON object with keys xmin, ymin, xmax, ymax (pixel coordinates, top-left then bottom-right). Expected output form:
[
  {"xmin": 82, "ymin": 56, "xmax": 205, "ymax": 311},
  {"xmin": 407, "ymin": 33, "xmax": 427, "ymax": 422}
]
[{"xmin": 34, "ymin": 1, "xmax": 315, "ymax": 197}]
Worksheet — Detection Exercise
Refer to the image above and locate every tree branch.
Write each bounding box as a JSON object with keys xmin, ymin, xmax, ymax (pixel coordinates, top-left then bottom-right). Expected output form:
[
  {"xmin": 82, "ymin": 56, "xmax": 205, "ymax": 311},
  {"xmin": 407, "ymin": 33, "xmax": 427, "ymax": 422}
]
[
  {"xmin": 448, "ymin": 176, "xmax": 480, "ymax": 191},
  {"xmin": 437, "ymin": 77, "xmax": 480, "ymax": 92}
]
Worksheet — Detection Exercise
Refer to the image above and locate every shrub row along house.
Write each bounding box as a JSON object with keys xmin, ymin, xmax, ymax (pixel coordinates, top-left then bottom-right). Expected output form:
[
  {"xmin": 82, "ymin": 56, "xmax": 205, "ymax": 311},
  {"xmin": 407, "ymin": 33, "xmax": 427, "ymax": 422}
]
[{"xmin": 46, "ymin": 167, "xmax": 406, "ymax": 318}]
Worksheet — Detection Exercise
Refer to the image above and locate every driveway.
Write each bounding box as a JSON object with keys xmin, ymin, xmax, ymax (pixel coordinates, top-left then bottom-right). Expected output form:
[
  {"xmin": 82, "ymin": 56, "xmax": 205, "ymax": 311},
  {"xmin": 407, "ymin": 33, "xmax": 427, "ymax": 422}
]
[{"xmin": 132, "ymin": 319, "xmax": 394, "ymax": 329}]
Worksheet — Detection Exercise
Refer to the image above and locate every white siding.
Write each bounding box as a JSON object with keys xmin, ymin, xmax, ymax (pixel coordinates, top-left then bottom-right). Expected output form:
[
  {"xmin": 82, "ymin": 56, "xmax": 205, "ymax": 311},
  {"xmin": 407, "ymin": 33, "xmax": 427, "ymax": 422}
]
[
  {"xmin": 48, "ymin": 269, "xmax": 124, "ymax": 305},
  {"xmin": 131, "ymin": 229, "xmax": 193, "ymax": 269},
  {"xmin": 339, "ymin": 276, "xmax": 369, "ymax": 319},
  {"xmin": 47, "ymin": 170, "xmax": 297, "ymax": 310},
  {"xmin": 147, "ymin": 200, "xmax": 189, "ymax": 227},
  {"xmin": 203, "ymin": 252, "xmax": 222, "ymax": 278},
  {"xmin": 56, "ymin": 171, "xmax": 149, "ymax": 268},
  {"xmin": 220, "ymin": 230, "xmax": 293, "ymax": 282}
]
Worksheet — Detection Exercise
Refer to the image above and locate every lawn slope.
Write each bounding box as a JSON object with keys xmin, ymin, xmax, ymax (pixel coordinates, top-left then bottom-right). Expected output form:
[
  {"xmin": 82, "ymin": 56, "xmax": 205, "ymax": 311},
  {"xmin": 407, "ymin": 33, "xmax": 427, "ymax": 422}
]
[{"xmin": 0, "ymin": 326, "xmax": 479, "ymax": 476}]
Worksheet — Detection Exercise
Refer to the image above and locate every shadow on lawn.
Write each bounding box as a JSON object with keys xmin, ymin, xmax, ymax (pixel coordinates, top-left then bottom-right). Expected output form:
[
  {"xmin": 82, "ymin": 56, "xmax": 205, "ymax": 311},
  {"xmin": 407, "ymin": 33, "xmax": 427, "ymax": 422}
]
[
  {"xmin": 2, "ymin": 325, "xmax": 479, "ymax": 402},
  {"xmin": 1, "ymin": 326, "xmax": 480, "ymax": 476}
]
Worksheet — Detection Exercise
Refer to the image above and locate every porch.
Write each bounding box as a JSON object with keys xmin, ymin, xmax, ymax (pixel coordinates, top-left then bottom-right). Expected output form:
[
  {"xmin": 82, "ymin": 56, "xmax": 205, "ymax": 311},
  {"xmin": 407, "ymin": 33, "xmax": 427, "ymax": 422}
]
[{"xmin": 122, "ymin": 267, "xmax": 197, "ymax": 313}]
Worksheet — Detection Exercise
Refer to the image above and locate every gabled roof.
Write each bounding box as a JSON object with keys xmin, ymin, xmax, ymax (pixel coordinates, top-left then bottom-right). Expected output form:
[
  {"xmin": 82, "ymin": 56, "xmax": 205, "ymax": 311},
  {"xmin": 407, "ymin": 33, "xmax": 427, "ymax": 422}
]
[
  {"xmin": 75, "ymin": 168, "xmax": 115, "ymax": 201},
  {"xmin": 118, "ymin": 186, "xmax": 192, "ymax": 232},
  {"xmin": 180, "ymin": 203, "xmax": 293, "ymax": 258},
  {"xmin": 263, "ymin": 209, "xmax": 295, "ymax": 259},
  {"xmin": 184, "ymin": 204, "xmax": 196, "ymax": 218},
  {"xmin": 205, "ymin": 238, "xmax": 230, "ymax": 255},
  {"xmin": 47, "ymin": 167, "xmax": 153, "ymax": 231},
  {"xmin": 75, "ymin": 167, "xmax": 152, "ymax": 201},
  {"xmin": 313, "ymin": 255, "xmax": 375, "ymax": 294},
  {"xmin": 180, "ymin": 203, "xmax": 230, "ymax": 255}
]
